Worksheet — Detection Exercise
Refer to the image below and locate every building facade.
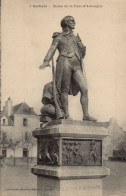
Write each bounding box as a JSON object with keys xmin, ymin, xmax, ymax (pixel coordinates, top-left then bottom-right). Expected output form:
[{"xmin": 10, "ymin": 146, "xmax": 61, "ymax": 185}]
[
  {"xmin": 1, "ymin": 98, "xmax": 40, "ymax": 158},
  {"xmin": 103, "ymin": 118, "xmax": 126, "ymax": 159}
]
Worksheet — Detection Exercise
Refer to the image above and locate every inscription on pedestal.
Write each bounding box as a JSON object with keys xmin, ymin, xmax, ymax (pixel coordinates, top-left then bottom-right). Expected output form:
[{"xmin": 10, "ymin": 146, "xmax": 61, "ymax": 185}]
[
  {"xmin": 62, "ymin": 139, "xmax": 102, "ymax": 166},
  {"xmin": 37, "ymin": 137, "xmax": 59, "ymax": 165}
]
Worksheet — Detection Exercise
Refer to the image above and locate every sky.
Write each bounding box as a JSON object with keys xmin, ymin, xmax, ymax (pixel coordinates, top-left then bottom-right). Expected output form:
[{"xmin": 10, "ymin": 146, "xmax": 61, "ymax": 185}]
[{"xmin": 1, "ymin": 0, "xmax": 126, "ymax": 129}]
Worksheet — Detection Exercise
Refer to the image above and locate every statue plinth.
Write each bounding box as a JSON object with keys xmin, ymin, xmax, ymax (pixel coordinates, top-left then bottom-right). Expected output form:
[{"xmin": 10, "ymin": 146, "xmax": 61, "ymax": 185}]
[{"xmin": 31, "ymin": 119, "xmax": 110, "ymax": 196}]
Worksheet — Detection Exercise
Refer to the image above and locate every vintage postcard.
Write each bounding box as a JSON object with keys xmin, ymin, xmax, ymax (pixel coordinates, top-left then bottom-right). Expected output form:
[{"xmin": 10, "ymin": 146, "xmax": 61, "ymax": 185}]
[{"xmin": 1, "ymin": 0, "xmax": 126, "ymax": 196}]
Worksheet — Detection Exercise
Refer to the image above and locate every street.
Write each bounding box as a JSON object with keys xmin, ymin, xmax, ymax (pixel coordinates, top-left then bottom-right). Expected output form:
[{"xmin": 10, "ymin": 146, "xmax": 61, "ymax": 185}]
[{"xmin": 0, "ymin": 159, "xmax": 126, "ymax": 196}]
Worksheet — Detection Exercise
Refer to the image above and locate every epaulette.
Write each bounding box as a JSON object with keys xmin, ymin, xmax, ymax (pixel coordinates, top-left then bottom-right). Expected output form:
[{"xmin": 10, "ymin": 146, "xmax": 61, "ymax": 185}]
[{"xmin": 52, "ymin": 32, "xmax": 61, "ymax": 38}]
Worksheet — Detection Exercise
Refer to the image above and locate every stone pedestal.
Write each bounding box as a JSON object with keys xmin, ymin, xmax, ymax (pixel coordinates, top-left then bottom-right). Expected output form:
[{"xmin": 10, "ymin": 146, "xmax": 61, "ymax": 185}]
[{"xmin": 31, "ymin": 119, "xmax": 110, "ymax": 196}]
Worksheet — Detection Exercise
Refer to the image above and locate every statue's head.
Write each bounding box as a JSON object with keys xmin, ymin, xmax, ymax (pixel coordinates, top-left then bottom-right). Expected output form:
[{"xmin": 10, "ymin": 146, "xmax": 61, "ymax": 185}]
[{"xmin": 61, "ymin": 16, "xmax": 75, "ymax": 29}]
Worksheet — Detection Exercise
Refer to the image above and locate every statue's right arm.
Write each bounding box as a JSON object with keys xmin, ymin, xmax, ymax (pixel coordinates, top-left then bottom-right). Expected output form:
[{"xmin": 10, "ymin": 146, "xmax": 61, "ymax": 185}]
[{"xmin": 39, "ymin": 37, "xmax": 59, "ymax": 70}]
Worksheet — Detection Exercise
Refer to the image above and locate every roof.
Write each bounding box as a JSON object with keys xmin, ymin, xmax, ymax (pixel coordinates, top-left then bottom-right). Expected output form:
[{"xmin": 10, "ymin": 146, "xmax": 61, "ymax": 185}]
[
  {"xmin": 1, "ymin": 102, "xmax": 38, "ymax": 126},
  {"xmin": 11, "ymin": 102, "xmax": 38, "ymax": 116},
  {"xmin": 1, "ymin": 102, "xmax": 38, "ymax": 117},
  {"xmin": 12, "ymin": 103, "xmax": 23, "ymax": 114}
]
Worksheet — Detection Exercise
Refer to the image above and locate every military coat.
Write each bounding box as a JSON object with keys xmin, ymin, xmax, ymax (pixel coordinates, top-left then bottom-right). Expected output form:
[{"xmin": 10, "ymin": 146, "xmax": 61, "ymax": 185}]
[{"xmin": 44, "ymin": 31, "xmax": 86, "ymax": 95}]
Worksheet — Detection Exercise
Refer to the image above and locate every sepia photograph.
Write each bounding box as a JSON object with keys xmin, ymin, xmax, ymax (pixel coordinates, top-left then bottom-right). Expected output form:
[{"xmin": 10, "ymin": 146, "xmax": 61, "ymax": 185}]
[{"xmin": 0, "ymin": 0, "xmax": 126, "ymax": 196}]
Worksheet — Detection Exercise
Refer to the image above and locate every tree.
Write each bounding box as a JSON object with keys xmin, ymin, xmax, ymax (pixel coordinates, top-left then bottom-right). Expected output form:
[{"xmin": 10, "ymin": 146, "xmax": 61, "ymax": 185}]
[
  {"xmin": 116, "ymin": 133, "xmax": 126, "ymax": 159},
  {"xmin": 117, "ymin": 133, "xmax": 126, "ymax": 150},
  {"xmin": 0, "ymin": 132, "xmax": 8, "ymax": 162},
  {"xmin": 8, "ymin": 138, "xmax": 20, "ymax": 166}
]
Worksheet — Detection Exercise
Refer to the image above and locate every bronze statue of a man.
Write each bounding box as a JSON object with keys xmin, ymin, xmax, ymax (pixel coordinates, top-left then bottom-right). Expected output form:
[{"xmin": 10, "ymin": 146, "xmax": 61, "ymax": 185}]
[{"xmin": 39, "ymin": 16, "xmax": 96, "ymax": 121}]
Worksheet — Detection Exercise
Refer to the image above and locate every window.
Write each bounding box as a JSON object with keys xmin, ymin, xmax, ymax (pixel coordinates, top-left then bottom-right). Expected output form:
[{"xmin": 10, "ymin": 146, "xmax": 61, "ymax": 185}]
[
  {"xmin": 3, "ymin": 119, "xmax": 6, "ymax": 125},
  {"xmin": 2, "ymin": 147, "xmax": 7, "ymax": 157},
  {"xmin": 23, "ymin": 148, "xmax": 28, "ymax": 157},
  {"xmin": 23, "ymin": 118, "xmax": 27, "ymax": 126}
]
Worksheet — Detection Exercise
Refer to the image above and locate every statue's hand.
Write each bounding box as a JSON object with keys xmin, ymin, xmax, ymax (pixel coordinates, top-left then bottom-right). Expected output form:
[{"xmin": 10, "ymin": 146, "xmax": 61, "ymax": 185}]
[{"xmin": 39, "ymin": 61, "xmax": 50, "ymax": 70}]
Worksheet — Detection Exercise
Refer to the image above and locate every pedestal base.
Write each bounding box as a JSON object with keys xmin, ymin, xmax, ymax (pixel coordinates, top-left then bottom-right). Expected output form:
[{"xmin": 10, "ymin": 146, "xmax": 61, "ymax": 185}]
[
  {"xmin": 32, "ymin": 119, "xmax": 110, "ymax": 196},
  {"xmin": 32, "ymin": 165, "xmax": 109, "ymax": 196},
  {"xmin": 32, "ymin": 165, "xmax": 109, "ymax": 179},
  {"xmin": 37, "ymin": 177, "xmax": 102, "ymax": 196}
]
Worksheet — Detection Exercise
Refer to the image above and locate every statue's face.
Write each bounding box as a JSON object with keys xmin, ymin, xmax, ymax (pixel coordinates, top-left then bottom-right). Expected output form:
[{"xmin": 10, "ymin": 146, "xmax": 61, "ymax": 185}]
[{"xmin": 66, "ymin": 16, "xmax": 75, "ymax": 29}]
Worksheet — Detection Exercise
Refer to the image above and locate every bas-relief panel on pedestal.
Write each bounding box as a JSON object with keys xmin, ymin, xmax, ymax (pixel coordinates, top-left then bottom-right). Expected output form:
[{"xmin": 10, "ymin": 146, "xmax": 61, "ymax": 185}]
[
  {"xmin": 62, "ymin": 139, "xmax": 102, "ymax": 166},
  {"xmin": 37, "ymin": 137, "xmax": 102, "ymax": 166},
  {"xmin": 37, "ymin": 137, "xmax": 60, "ymax": 165}
]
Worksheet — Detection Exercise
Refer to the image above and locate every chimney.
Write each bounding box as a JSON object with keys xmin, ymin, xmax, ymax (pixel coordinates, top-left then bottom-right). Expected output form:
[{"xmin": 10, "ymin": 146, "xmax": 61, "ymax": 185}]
[{"xmin": 4, "ymin": 97, "xmax": 13, "ymax": 116}]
